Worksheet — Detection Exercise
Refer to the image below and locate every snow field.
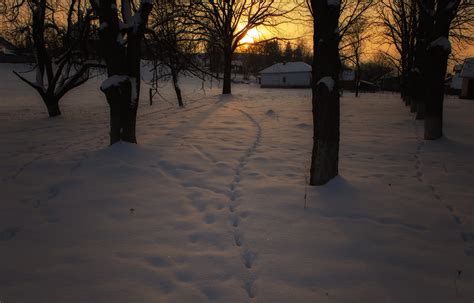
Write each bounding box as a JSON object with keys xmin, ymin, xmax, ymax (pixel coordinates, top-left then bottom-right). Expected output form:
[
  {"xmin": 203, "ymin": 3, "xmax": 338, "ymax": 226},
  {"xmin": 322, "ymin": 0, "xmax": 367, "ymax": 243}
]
[{"xmin": 0, "ymin": 63, "xmax": 473, "ymax": 302}]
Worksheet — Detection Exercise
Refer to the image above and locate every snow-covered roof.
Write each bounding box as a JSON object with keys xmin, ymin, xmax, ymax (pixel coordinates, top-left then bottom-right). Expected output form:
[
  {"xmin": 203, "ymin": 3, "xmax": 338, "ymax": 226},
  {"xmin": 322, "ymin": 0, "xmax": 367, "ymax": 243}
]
[
  {"xmin": 460, "ymin": 58, "xmax": 474, "ymax": 78},
  {"xmin": 259, "ymin": 62, "xmax": 311, "ymax": 74}
]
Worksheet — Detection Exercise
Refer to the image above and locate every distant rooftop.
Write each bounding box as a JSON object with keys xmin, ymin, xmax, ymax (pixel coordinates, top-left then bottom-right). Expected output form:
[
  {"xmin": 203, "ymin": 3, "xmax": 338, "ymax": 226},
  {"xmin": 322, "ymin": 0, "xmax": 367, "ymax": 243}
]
[
  {"xmin": 259, "ymin": 62, "xmax": 311, "ymax": 74},
  {"xmin": 460, "ymin": 58, "xmax": 474, "ymax": 78}
]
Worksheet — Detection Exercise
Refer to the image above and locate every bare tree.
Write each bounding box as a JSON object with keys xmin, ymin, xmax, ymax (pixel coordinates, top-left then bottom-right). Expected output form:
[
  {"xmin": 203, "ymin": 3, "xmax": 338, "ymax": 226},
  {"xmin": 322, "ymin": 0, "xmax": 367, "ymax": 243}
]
[
  {"xmin": 448, "ymin": 0, "xmax": 474, "ymax": 52},
  {"xmin": 1, "ymin": 0, "xmax": 97, "ymax": 117},
  {"xmin": 88, "ymin": 0, "xmax": 152, "ymax": 144},
  {"xmin": 147, "ymin": 0, "xmax": 200, "ymax": 107},
  {"xmin": 422, "ymin": 0, "xmax": 463, "ymax": 139},
  {"xmin": 345, "ymin": 16, "xmax": 369, "ymax": 97},
  {"xmin": 377, "ymin": 0, "xmax": 418, "ymax": 106},
  {"xmin": 302, "ymin": 0, "xmax": 376, "ymax": 55},
  {"xmin": 413, "ymin": 0, "xmax": 473, "ymax": 125},
  {"xmin": 378, "ymin": 0, "xmax": 473, "ymax": 118},
  {"xmin": 360, "ymin": 51, "xmax": 395, "ymax": 83},
  {"xmin": 309, "ymin": 0, "xmax": 342, "ymax": 185},
  {"xmin": 410, "ymin": 0, "xmax": 431, "ymax": 119},
  {"xmin": 187, "ymin": 0, "xmax": 290, "ymax": 94}
]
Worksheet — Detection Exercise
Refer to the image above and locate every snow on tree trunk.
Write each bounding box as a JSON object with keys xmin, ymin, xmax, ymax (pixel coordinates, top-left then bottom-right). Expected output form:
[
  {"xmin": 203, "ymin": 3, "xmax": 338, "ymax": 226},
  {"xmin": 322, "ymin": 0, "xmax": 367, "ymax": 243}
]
[
  {"xmin": 93, "ymin": 0, "xmax": 152, "ymax": 145},
  {"xmin": 309, "ymin": 0, "xmax": 341, "ymax": 186},
  {"xmin": 100, "ymin": 75, "xmax": 136, "ymax": 144},
  {"xmin": 423, "ymin": 0, "xmax": 459, "ymax": 140}
]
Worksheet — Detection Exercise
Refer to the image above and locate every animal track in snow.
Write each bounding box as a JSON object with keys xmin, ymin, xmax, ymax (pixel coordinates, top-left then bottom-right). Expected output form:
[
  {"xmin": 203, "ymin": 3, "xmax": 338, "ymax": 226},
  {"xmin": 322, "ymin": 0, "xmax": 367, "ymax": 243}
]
[
  {"xmin": 229, "ymin": 214, "xmax": 240, "ymax": 227},
  {"xmin": 412, "ymin": 120, "xmax": 473, "ymax": 257},
  {"xmin": 242, "ymin": 250, "xmax": 257, "ymax": 269},
  {"xmin": 234, "ymin": 230, "xmax": 244, "ymax": 247},
  {"xmin": 244, "ymin": 278, "xmax": 257, "ymax": 298},
  {"xmin": 224, "ymin": 109, "xmax": 262, "ymax": 299}
]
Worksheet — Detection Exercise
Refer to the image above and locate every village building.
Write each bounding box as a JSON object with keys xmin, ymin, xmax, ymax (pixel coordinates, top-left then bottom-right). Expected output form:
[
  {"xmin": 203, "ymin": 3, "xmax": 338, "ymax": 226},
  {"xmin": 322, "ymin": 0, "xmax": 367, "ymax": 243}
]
[
  {"xmin": 448, "ymin": 64, "xmax": 463, "ymax": 95},
  {"xmin": 259, "ymin": 62, "xmax": 312, "ymax": 88},
  {"xmin": 340, "ymin": 69, "xmax": 355, "ymax": 90},
  {"xmin": 460, "ymin": 57, "xmax": 474, "ymax": 99}
]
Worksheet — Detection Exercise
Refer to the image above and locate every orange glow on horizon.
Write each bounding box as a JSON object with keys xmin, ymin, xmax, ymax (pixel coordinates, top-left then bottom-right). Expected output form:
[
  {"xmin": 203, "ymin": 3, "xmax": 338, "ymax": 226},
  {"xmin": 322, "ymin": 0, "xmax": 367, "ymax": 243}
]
[{"xmin": 240, "ymin": 28, "xmax": 262, "ymax": 44}]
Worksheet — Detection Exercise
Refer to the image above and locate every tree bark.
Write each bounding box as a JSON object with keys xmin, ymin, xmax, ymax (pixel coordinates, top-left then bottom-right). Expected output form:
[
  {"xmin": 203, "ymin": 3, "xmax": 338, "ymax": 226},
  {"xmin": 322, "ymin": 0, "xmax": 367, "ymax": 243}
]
[
  {"xmin": 93, "ymin": 0, "xmax": 151, "ymax": 145},
  {"xmin": 355, "ymin": 62, "xmax": 360, "ymax": 97},
  {"xmin": 102, "ymin": 79, "xmax": 137, "ymax": 145},
  {"xmin": 408, "ymin": 70, "xmax": 417, "ymax": 113},
  {"xmin": 423, "ymin": 0, "xmax": 457, "ymax": 140},
  {"xmin": 424, "ymin": 46, "xmax": 447, "ymax": 140},
  {"xmin": 413, "ymin": 0, "xmax": 433, "ymax": 120},
  {"xmin": 310, "ymin": 0, "xmax": 341, "ymax": 186},
  {"xmin": 223, "ymin": 46, "xmax": 232, "ymax": 94},
  {"xmin": 45, "ymin": 97, "xmax": 61, "ymax": 117},
  {"xmin": 172, "ymin": 72, "xmax": 184, "ymax": 107},
  {"xmin": 413, "ymin": 65, "xmax": 426, "ymax": 119}
]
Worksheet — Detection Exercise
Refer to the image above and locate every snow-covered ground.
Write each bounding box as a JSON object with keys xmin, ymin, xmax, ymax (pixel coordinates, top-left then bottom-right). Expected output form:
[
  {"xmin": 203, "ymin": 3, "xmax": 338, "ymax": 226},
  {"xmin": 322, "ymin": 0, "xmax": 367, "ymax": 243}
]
[{"xmin": 0, "ymin": 63, "xmax": 473, "ymax": 303}]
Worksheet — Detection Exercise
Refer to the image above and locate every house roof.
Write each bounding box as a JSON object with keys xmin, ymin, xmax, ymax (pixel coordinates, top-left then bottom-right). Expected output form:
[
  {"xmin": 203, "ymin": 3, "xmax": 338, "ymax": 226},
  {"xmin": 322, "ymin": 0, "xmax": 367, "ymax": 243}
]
[
  {"xmin": 259, "ymin": 62, "xmax": 311, "ymax": 74},
  {"xmin": 461, "ymin": 57, "xmax": 474, "ymax": 78}
]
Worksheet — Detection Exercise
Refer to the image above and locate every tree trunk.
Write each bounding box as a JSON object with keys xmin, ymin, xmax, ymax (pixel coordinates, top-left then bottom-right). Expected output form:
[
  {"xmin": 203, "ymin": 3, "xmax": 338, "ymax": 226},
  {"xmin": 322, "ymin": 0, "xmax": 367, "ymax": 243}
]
[
  {"xmin": 102, "ymin": 79, "xmax": 137, "ymax": 145},
  {"xmin": 422, "ymin": 0, "xmax": 456, "ymax": 140},
  {"xmin": 223, "ymin": 46, "xmax": 232, "ymax": 94},
  {"xmin": 416, "ymin": 102, "xmax": 425, "ymax": 120},
  {"xmin": 310, "ymin": 0, "xmax": 341, "ymax": 186},
  {"xmin": 355, "ymin": 63, "xmax": 360, "ymax": 97},
  {"xmin": 172, "ymin": 72, "xmax": 184, "ymax": 107},
  {"xmin": 402, "ymin": 72, "xmax": 411, "ymax": 106},
  {"xmin": 409, "ymin": 71, "xmax": 417, "ymax": 113},
  {"xmin": 424, "ymin": 46, "xmax": 448, "ymax": 140},
  {"xmin": 413, "ymin": 64, "xmax": 426, "ymax": 120},
  {"xmin": 45, "ymin": 97, "xmax": 61, "ymax": 117},
  {"xmin": 413, "ymin": 0, "xmax": 432, "ymax": 121},
  {"xmin": 94, "ymin": 0, "xmax": 151, "ymax": 146}
]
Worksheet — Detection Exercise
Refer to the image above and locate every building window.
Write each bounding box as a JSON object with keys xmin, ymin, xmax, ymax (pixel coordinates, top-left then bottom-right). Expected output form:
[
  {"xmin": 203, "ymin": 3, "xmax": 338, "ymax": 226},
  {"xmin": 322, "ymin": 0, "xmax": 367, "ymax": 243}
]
[{"xmin": 282, "ymin": 76, "xmax": 286, "ymax": 83}]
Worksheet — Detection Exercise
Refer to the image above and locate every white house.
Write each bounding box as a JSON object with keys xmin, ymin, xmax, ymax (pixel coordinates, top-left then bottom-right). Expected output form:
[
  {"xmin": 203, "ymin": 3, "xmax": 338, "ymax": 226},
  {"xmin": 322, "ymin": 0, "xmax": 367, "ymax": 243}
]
[
  {"xmin": 460, "ymin": 57, "xmax": 474, "ymax": 99},
  {"xmin": 450, "ymin": 64, "xmax": 463, "ymax": 92},
  {"xmin": 259, "ymin": 62, "xmax": 312, "ymax": 88}
]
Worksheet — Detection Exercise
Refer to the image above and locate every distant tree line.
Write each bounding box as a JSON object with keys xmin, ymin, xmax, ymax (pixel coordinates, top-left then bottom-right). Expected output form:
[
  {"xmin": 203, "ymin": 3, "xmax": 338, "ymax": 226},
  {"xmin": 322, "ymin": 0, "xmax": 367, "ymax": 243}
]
[{"xmin": 239, "ymin": 39, "xmax": 312, "ymax": 80}]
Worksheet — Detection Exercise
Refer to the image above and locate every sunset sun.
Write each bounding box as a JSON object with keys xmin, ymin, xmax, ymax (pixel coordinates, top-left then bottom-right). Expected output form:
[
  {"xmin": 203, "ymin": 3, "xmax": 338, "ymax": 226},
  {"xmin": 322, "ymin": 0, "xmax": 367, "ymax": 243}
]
[{"xmin": 240, "ymin": 27, "xmax": 262, "ymax": 44}]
